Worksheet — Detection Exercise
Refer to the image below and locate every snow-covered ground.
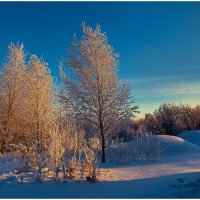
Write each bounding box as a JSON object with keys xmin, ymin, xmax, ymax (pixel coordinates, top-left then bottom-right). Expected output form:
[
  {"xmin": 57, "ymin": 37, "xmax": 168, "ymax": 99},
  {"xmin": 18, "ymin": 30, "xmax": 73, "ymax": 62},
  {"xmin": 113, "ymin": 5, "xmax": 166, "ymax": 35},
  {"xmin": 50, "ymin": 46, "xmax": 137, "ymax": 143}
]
[
  {"xmin": 1, "ymin": 133, "xmax": 200, "ymax": 198},
  {"xmin": 1, "ymin": 171, "xmax": 200, "ymax": 198}
]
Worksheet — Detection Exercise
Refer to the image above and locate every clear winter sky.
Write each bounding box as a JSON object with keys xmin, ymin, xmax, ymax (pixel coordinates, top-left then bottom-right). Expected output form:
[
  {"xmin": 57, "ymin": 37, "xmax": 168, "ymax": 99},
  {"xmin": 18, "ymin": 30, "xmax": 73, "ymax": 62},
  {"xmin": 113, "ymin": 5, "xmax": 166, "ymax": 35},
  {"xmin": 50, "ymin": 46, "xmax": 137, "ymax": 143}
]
[{"xmin": 0, "ymin": 2, "xmax": 200, "ymax": 118}]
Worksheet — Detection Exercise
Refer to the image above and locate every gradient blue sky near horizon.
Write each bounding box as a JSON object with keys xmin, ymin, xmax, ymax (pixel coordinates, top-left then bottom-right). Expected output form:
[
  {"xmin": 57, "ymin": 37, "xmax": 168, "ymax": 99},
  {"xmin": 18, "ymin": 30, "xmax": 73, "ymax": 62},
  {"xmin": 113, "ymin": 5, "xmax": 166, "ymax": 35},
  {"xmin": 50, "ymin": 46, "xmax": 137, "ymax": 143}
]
[{"xmin": 0, "ymin": 2, "xmax": 200, "ymax": 118}]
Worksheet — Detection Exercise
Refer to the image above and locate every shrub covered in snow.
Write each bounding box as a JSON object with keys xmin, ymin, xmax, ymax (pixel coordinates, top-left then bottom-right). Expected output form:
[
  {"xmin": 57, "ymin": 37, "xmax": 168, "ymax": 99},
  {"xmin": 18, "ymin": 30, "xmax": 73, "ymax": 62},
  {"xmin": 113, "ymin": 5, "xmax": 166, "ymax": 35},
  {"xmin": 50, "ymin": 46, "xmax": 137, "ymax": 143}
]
[{"xmin": 130, "ymin": 133, "xmax": 161, "ymax": 160}]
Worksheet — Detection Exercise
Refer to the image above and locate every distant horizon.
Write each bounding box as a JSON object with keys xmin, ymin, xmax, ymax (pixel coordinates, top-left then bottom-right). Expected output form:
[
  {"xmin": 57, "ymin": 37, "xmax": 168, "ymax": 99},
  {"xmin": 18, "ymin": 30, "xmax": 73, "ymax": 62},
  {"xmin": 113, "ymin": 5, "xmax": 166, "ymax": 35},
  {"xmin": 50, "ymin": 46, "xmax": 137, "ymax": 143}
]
[{"xmin": 0, "ymin": 2, "xmax": 200, "ymax": 118}]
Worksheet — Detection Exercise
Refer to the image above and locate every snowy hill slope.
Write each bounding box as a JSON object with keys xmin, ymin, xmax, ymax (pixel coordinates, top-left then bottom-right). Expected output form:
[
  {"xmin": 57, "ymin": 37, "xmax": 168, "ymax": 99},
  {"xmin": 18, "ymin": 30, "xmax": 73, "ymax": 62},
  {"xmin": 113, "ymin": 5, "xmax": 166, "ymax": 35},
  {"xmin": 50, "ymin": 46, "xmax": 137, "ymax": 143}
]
[
  {"xmin": 178, "ymin": 130, "xmax": 200, "ymax": 146},
  {"xmin": 129, "ymin": 135, "xmax": 200, "ymax": 157}
]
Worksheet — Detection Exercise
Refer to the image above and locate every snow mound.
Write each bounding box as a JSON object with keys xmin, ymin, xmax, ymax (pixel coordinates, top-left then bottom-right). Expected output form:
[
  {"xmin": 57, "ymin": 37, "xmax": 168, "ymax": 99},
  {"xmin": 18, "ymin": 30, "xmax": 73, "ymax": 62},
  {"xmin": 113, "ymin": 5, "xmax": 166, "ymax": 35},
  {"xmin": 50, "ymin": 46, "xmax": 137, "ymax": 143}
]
[
  {"xmin": 178, "ymin": 130, "xmax": 200, "ymax": 146},
  {"xmin": 127, "ymin": 135, "xmax": 200, "ymax": 160}
]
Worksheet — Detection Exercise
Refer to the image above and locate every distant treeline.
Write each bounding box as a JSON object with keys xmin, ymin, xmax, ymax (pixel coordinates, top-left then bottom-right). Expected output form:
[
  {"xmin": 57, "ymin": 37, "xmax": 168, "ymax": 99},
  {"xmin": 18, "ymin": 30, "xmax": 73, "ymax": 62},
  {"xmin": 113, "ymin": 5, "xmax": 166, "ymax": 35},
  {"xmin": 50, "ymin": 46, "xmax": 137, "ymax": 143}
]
[{"xmin": 130, "ymin": 103, "xmax": 200, "ymax": 137}]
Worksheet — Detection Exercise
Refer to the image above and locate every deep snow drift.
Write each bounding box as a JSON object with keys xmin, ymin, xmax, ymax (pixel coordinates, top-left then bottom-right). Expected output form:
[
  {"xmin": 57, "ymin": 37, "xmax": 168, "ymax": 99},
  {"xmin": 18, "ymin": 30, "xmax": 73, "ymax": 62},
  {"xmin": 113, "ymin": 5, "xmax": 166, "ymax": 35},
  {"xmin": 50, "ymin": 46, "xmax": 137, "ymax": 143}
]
[
  {"xmin": 107, "ymin": 134, "xmax": 200, "ymax": 163},
  {"xmin": 129, "ymin": 134, "xmax": 200, "ymax": 157},
  {"xmin": 178, "ymin": 130, "xmax": 200, "ymax": 146},
  {"xmin": 1, "ymin": 134, "xmax": 200, "ymax": 198}
]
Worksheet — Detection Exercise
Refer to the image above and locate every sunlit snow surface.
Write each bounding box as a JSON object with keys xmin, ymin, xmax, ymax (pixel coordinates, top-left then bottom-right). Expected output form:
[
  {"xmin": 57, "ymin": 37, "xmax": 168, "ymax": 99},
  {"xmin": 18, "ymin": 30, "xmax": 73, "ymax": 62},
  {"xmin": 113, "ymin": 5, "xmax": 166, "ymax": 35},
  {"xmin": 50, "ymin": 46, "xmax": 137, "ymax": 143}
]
[{"xmin": 1, "ymin": 133, "xmax": 200, "ymax": 198}]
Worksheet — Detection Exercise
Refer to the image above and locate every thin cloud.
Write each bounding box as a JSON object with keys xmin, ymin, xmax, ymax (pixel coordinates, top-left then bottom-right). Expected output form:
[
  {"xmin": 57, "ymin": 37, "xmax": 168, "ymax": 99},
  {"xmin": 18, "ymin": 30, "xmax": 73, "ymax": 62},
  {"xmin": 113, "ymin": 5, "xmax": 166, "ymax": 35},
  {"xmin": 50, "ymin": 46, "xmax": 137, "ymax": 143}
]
[
  {"xmin": 134, "ymin": 81, "xmax": 200, "ymax": 98},
  {"xmin": 125, "ymin": 73, "xmax": 200, "ymax": 84}
]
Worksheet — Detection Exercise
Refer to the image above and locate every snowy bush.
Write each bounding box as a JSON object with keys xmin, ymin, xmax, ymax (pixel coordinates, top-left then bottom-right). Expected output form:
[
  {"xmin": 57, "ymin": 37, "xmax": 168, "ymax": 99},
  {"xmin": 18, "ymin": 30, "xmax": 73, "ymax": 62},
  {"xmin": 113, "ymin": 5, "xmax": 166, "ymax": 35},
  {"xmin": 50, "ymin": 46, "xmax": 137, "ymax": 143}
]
[
  {"xmin": 106, "ymin": 133, "xmax": 161, "ymax": 162},
  {"xmin": 131, "ymin": 133, "xmax": 161, "ymax": 161},
  {"xmin": 79, "ymin": 136, "xmax": 101, "ymax": 182},
  {"xmin": 106, "ymin": 138, "xmax": 130, "ymax": 163},
  {"xmin": 47, "ymin": 121, "xmax": 101, "ymax": 182}
]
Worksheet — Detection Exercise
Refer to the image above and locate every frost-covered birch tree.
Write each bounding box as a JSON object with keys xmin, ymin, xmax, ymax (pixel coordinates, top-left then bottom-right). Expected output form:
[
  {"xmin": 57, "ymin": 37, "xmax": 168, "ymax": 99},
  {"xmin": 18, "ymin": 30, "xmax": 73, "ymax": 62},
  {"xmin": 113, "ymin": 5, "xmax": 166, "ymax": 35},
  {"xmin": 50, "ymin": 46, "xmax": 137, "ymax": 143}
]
[
  {"xmin": 60, "ymin": 24, "xmax": 139, "ymax": 162},
  {"xmin": 24, "ymin": 55, "xmax": 55, "ymax": 181},
  {"xmin": 0, "ymin": 43, "xmax": 26, "ymax": 152}
]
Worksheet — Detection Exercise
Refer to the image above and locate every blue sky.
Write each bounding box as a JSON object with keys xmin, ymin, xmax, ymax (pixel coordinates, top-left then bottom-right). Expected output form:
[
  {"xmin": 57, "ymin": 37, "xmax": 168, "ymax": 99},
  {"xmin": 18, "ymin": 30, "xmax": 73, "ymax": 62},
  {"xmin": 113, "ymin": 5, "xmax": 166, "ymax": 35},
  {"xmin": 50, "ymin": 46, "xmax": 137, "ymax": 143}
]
[{"xmin": 0, "ymin": 2, "xmax": 200, "ymax": 117}]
